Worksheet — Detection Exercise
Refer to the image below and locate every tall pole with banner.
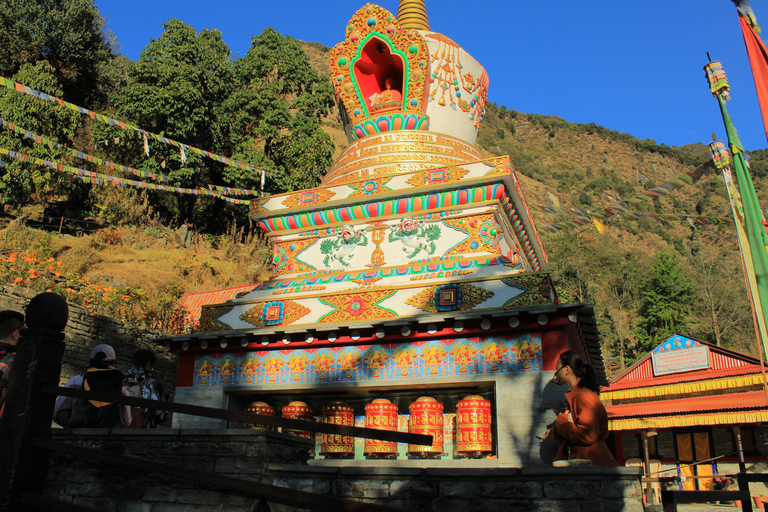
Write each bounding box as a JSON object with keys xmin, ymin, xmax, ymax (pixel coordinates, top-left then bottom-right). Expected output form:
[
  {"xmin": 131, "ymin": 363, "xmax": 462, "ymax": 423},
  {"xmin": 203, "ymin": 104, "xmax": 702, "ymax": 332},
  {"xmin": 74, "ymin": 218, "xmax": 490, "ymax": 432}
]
[{"xmin": 705, "ymin": 60, "xmax": 768, "ymax": 364}]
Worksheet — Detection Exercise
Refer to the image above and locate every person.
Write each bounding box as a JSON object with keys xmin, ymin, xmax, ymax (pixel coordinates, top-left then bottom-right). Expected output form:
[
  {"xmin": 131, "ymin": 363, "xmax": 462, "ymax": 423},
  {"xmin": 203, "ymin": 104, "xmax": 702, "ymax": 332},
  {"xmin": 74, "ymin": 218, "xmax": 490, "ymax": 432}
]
[
  {"xmin": 551, "ymin": 350, "xmax": 617, "ymax": 466},
  {"xmin": 0, "ymin": 310, "xmax": 24, "ymax": 419},
  {"xmin": 369, "ymin": 76, "xmax": 402, "ymax": 106},
  {"xmin": 53, "ymin": 344, "xmax": 131, "ymax": 428},
  {"xmin": 123, "ymin": 349, "xmax": 167, "ymax": 428}
]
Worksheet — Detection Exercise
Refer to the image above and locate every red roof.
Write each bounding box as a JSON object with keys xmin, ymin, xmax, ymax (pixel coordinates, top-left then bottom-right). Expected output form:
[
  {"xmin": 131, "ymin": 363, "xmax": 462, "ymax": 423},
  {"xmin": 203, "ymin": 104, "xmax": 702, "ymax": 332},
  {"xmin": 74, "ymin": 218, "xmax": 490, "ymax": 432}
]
[
  {"xmin": 604, "ymin": 337, "xmax": 764, "ymax": 391},
  {"xmin": 181, "ymin": 283, "xmax": 260, "ymax": 325},
  {"xmin": 607, "ymin": 390, "xmax": 768, "ymax": 419},
  {"xmin": 604, "ymin": 364, "xmax": 765, "ymax": 391}
]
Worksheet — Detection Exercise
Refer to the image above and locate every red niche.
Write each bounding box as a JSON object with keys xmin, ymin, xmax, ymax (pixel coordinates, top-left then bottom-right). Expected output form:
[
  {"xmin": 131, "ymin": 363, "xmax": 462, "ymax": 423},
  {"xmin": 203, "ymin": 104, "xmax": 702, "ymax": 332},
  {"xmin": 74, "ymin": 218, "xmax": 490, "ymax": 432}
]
[
  {"xmin": 407, "ymin": 396, "xmax": 444, "ymax": 458},
  {"xmin": 243, "ymin": 401, "xmax": 275, "ymax": 430},
  {"xmin": 320, "ymin": 401, "xmax": 355, "ymax": 458},
  {"xmin": 281, "ymin": 401, "xmax": 314, "ymax": 439},
  {"xmin": 364, "ymin": 398, "xmax": 399, "ymax": 458},
  {"xmin": 455, "ymin": 395, "xmax": 492, "ymax": 458}
]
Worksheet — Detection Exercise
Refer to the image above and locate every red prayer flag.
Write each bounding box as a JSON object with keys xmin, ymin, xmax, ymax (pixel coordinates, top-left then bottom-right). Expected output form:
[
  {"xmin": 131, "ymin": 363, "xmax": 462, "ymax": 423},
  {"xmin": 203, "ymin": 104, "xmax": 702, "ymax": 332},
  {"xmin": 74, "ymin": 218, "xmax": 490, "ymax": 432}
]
[{"xmin": 739, "ymin": 13, "xmax": 768, "ymax": 145}]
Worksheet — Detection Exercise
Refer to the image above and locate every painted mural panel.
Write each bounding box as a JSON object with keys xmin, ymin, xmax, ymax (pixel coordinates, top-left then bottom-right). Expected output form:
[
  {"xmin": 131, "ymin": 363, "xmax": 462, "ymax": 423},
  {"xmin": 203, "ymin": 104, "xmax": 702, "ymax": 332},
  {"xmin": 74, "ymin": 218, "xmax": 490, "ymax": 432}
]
[{"xmin": 191, "ymin": 334, "xmax": 542, "ymax": 387}]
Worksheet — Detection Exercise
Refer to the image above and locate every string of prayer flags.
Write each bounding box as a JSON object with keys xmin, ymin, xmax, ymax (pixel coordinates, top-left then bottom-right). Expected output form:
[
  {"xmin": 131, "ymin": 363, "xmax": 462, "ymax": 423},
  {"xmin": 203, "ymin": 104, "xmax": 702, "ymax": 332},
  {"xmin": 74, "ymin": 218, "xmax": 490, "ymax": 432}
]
[
  {"xmin": 0, "ymin": 75, "xmax": 296, "ymax": 182},
  {"xmin": 0, "ymin": 118, "xmax": 262, "ymax": 196},
  {"xmin": 0, "ymin": 147, "xmax": 251, "ymax": 205},
  {"xmin": 206, "ymin": 184, "xmax": 261, "ymax": 196}
]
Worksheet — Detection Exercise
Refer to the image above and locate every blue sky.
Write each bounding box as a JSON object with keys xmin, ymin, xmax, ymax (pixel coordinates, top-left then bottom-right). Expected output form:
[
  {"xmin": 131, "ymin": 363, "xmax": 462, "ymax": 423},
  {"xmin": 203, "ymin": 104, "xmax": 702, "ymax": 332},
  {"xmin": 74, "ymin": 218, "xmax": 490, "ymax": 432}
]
[{"xmin": 94, "ymin": 0, "xmax": 768, "ymax": 150}]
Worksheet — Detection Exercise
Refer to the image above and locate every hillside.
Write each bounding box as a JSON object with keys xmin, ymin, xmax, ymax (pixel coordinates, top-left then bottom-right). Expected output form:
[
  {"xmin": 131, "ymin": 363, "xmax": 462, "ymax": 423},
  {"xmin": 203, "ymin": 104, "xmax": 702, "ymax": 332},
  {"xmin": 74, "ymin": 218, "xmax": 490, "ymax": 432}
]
[{"xmin": 0, "ymin": 35, "xmax": 762, "ymax": 379}]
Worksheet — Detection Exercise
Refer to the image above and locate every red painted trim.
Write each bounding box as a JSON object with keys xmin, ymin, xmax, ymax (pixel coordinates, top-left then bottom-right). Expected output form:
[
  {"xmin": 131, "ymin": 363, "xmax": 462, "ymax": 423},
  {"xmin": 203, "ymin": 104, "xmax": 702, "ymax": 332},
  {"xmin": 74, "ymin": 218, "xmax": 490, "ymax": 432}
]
[
  {"xmin": 541, "ymin": 329, "xmax": 567, "ymax": 371},
  {"xmin": 177, "ymin": 354, "xmax": 195, "ymax": 387}
]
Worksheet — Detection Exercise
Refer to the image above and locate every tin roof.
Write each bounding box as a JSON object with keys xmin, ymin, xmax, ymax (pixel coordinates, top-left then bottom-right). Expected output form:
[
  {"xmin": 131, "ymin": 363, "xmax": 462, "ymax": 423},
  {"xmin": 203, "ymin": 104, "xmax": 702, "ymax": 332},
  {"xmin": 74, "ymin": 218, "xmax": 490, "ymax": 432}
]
[{"xmin": 607, "ymin": 390, "xmax": 768, "ymax": 419}]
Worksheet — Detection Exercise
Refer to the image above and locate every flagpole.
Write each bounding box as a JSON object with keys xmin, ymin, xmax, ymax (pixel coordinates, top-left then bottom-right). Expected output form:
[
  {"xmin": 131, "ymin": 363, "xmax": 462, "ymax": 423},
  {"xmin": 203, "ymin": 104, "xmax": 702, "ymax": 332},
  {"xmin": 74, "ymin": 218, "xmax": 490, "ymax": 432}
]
[
  {"xmin": 715, "ymin": 147, "xmax": 768, "ymax": 404},
  {"xmin": 706, "ymin": 61, "xmax": 768, "ymax": 408}
]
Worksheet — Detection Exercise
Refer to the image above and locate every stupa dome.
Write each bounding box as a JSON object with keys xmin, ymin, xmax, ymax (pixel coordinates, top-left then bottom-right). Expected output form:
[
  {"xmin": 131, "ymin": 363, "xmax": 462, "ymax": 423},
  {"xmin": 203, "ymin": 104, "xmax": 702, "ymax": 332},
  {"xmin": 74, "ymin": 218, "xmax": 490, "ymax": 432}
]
[{"xmin": 326, "ymin": 1, "xmax": 488, "ymax": 185}]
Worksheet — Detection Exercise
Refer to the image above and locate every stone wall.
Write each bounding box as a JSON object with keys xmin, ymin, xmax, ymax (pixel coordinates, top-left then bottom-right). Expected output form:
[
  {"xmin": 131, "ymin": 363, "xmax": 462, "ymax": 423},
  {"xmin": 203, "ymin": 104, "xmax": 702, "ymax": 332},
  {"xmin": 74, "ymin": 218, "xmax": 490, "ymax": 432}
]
[
  {"xmin": 0, "ymin": 286, "xmax": 178, "ymax": 396},
  {"xmin": 41, "ymin": 429, "xmax": 644, "ymax": 512}
]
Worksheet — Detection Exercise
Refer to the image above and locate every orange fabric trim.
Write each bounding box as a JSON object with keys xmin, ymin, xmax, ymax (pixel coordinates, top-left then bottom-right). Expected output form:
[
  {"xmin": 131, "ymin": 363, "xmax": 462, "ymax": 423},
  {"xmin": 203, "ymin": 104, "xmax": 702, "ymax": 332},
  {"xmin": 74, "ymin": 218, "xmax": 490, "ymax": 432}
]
[
  {"xmin": 602, "ymin": 374, "xmax": 766, "ymax": 400},
  {"xmin": 609, "ymin": 410, "xmax": 768, "ymax": 430}
]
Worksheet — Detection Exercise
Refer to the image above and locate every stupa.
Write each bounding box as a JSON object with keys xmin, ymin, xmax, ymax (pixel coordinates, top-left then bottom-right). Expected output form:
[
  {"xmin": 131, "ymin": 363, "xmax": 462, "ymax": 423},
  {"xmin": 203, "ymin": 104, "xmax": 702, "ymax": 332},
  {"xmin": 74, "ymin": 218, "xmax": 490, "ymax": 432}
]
[{"xmin": 159, "ymin": 0, "xmax": 605, "ymax": 467}]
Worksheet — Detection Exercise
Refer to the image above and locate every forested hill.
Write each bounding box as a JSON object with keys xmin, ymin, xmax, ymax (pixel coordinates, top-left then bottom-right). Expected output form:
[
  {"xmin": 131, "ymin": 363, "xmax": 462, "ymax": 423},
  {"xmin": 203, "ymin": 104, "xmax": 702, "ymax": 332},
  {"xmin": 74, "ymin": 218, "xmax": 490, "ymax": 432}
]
[{"xmin": 0, "ymin": 2, "xmax": 763, "ymax": 376}]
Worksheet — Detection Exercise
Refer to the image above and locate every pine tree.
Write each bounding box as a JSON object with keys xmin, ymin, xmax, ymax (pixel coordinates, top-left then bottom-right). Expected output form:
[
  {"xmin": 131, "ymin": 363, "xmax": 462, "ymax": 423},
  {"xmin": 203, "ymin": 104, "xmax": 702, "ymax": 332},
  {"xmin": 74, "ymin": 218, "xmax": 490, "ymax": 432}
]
[{"xmin": 632, "ymin": 251, "xmax": 695, "ymax": 359}]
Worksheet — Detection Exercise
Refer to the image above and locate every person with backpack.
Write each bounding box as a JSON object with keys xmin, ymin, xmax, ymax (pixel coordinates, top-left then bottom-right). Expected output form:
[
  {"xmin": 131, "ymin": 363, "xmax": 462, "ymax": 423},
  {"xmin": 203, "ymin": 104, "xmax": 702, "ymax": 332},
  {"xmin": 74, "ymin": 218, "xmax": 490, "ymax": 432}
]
[
  {"xmin": 123, "ymin": 349, "xmax": 167, "ymax": 428},
  {"xmin": 0, "ymin": 310, "xmax": 24, "ymax": 420},
  {"xmin": 53, "ymin": 344, "xmax": 131, "ymax": 428}
]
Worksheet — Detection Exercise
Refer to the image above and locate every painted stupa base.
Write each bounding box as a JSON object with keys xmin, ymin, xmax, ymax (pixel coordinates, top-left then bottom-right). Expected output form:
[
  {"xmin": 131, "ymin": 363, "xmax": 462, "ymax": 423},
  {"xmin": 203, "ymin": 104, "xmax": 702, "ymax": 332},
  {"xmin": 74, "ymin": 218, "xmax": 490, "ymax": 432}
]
[
  {"xmin": 324, "ymin": 131, "xmax": 481, "ymax": 185},
  {"xmin": 200, "ymin": 155, "xmax": 547, "ymax": 337},
  {"xmin": 157, "ymin": 1, "xmax": 609, "ymax": 467}
]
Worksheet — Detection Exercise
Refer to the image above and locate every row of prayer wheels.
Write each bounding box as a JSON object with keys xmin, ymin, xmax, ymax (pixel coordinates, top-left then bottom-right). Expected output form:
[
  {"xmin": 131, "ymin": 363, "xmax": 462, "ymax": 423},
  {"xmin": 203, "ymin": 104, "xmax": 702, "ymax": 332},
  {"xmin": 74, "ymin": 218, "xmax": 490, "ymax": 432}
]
[{"xmin": 242, "ymin": 395, "xmax": 492, "ymax": 459}]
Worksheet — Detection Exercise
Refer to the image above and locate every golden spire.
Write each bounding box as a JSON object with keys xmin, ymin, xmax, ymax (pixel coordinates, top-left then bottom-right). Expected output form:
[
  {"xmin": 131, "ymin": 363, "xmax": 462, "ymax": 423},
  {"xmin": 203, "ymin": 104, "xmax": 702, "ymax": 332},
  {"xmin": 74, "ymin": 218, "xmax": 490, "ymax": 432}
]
[{"xmin": 397, "ymin": 0, "xmax": 430, "ymax": 31}]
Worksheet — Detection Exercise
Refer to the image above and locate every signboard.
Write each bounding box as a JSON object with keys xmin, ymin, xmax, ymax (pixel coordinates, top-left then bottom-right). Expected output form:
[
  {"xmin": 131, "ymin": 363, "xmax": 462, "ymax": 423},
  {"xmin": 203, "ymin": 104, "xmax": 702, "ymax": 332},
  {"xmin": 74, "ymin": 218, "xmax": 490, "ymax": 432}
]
[{"xmin": 651, "ymin": 345, "xmax": 711, "ymax": 376}]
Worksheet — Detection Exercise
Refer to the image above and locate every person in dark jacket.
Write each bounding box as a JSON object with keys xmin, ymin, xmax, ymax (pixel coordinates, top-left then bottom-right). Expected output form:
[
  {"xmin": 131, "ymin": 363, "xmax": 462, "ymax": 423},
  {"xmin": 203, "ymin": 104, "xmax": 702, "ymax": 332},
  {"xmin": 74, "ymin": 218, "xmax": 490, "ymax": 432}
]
[
  {"xmin": 0, "ymin": 310, "xmax": 24, "ymax": 419},
  {"xmin": 123, "ymin": 349, "xmax": 167, "ymax": 428},
  {"xmin": 552, "ymin": 350, "xmax": 617, "ymax": 466}
]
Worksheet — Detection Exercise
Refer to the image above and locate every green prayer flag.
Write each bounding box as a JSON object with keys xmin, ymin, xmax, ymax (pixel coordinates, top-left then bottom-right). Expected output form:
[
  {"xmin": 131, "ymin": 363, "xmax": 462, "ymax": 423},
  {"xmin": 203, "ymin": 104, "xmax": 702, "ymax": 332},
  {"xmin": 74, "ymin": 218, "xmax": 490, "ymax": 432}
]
[{"xmin": 718, "ymin": 95, "xmax": 768, "ymax": 345}]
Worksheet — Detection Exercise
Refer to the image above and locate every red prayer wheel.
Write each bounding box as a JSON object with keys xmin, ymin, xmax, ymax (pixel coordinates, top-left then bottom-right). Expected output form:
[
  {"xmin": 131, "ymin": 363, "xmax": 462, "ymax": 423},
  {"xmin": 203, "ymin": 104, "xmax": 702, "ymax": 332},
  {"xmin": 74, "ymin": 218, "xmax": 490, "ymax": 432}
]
[
  {"xmin": 281, "ymin": 401, "xmax": 314, "ymax": 438},
  {"xmin": 408, "ymin": 396, "xmax": 444, "ymax": 458},
  {"xmin": 320, "ymin": 401, "xmax": 355, "ymax": 458},
  {"xmin": 243, "ymin": 401, "xmax": 275, "ymax": 430},
  {"xmin": 455, "ymin": 395, "xmax": 492, "ymax": 458},
  {"xmin": 364, "ymin": 398, "xmax": 399, "ymax": 458}
]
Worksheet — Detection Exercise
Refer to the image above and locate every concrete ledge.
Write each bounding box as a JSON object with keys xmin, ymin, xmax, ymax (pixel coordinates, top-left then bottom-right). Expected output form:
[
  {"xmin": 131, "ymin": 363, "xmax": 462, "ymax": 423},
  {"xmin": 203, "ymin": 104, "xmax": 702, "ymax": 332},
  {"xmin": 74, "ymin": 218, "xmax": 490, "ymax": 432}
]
[
  {"xmin": 339, "ymin": 466, "xmax": 424, "ymax": 476},
  {"xmin": 425, "ymin": 467, "xmax": 522, "ymax": 477},
  {"xmin": 521, "ymin": 466, "xmax": 643, "ymax": 476}
]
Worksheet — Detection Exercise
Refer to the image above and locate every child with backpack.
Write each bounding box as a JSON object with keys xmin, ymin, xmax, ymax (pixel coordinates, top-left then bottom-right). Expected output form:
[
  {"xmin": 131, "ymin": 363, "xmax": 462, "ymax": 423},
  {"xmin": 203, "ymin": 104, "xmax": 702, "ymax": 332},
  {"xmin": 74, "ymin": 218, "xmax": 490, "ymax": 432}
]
[
  {"xmin": 53, "ymin": 344, "xmax": 132, "ymax": 428},
  {"xmin": 123, "ymin": 349, "xmax": 168, "ymax": 428}
]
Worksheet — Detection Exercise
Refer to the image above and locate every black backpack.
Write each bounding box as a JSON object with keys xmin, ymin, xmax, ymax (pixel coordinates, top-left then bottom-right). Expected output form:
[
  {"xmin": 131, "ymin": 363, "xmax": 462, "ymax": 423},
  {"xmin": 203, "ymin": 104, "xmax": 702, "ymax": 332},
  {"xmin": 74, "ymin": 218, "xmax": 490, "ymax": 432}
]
[{"xmin": 66, "ymin": 368, "xmax": 124, "ymax": 428}]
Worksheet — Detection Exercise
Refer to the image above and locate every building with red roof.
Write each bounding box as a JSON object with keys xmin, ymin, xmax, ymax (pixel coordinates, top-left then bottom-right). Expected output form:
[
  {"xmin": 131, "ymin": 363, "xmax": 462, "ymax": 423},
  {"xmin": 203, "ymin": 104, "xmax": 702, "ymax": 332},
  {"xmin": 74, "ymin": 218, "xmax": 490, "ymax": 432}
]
[{"xmin": 603, "ymin": 334, "xmax": 768, "ymax": 501}]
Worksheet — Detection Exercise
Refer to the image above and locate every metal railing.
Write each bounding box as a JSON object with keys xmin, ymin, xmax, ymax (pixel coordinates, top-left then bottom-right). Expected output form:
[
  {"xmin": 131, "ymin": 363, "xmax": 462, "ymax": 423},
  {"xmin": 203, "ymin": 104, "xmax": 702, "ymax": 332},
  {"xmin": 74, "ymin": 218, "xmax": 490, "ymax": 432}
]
[{"xmin": 0, "ymin": 329, "xmax": 432, "ymax": 512}]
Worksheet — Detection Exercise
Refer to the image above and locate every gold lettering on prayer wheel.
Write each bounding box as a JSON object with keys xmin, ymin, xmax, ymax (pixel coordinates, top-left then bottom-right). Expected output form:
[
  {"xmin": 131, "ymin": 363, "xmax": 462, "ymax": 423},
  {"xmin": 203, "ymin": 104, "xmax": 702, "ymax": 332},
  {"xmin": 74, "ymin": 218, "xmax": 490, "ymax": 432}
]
[
  {"xmin": 456, "ymin": 395, "xmax": 492, "ymax": 458},
  {"xmin": 319, "ymin": 401, "xmax": 355, "ymax": 458},
  {"xmin": 281, "ymin": 401, "xmax": 314, "ymax": 439},
  {"xmin": 243, "ymin": 401, "xmax": 275, "ymax": 430},
  {"xmin": 407, "ymin": 396, "xmax": 444, "ymax": 458},
  {"xmin": 364, "ymin": 398, "xmax": 399, "ymax": 458}
]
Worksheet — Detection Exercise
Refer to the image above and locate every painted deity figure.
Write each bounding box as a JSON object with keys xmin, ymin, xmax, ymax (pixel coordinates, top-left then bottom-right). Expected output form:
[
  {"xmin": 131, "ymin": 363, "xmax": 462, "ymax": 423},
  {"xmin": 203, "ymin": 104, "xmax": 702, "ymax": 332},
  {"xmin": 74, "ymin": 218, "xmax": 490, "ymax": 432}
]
[
  {"xmin": 486, "ymin": 341, "xmax": 502, "ymax": 361},
  {"xmin": 369, "ymin": 77, "xmax": 402, "ymax": 107}
]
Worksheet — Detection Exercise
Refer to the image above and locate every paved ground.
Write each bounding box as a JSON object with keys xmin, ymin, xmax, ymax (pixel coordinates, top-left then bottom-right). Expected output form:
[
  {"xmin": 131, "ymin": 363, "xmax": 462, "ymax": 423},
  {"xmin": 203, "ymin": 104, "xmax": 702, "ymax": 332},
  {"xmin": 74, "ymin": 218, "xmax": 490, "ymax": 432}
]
[{"xmin": 674, "ymin": 503, "xmax": 753, "ymax": 512}]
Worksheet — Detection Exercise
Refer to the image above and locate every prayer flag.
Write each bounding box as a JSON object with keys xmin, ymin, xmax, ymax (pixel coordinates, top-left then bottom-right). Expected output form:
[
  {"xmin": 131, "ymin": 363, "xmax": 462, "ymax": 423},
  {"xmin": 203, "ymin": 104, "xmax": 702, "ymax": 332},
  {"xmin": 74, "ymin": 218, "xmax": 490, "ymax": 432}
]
[{"xmin": 738, "ymin": 13, "xmax": 768, "ymax": 145}]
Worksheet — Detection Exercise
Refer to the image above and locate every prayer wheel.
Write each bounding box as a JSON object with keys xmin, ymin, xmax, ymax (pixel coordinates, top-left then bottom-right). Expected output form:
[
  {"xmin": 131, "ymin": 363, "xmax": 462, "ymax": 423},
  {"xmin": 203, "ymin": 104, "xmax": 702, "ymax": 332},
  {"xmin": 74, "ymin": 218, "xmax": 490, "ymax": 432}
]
[
  {"xmin": 320, "ymin": 401, "xmax": 355, "ymax": 458},
  {"xmin": 243, "ymin": 401, "xmax": 275, "ymax": 430},
  {"xmin": 281, "ymin": 401, "xmax": 314, "ymax": 438},
  {"xmin": 455, "ymin": 395, "xmax": 492, "ymax": 458},
  {"xmin": 407, "ymin": 396, "xmax": 444, "ymax": 458},
  {"xmin": 364, "ymin": 398, "xmax": 399, "ymax": 458}
]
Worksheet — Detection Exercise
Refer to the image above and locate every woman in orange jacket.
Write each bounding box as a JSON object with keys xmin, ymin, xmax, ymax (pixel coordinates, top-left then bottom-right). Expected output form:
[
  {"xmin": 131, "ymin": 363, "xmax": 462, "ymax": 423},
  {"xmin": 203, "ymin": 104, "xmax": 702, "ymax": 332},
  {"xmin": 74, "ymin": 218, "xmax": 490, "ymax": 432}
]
[{"xmin": 552, "ymin": 351, "xmax": 617, "ymax": 466}]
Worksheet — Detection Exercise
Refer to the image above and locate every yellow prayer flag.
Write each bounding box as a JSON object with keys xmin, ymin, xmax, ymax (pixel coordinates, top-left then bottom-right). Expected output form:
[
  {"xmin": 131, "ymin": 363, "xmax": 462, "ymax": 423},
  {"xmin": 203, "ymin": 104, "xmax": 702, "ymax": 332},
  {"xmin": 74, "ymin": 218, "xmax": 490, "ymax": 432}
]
[{"xmin": 592, "ymin": 217, "xmax": 605, "ymax": 234}]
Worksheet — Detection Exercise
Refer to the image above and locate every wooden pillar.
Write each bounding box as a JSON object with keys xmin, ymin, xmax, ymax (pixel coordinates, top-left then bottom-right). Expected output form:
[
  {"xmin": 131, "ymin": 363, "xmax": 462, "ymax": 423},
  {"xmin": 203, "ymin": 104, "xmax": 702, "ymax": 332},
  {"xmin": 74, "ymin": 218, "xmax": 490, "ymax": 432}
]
[
  {"xmin": 733, "ymin": 426, "xmax": 747, "ymax": 474},
  {"xmin": 0, "ymin": 294, "xmax": 68, "ymax": 512},
  {"xmin": 642, "ymin": 430, "xmax": 656, "ymax": 505}
]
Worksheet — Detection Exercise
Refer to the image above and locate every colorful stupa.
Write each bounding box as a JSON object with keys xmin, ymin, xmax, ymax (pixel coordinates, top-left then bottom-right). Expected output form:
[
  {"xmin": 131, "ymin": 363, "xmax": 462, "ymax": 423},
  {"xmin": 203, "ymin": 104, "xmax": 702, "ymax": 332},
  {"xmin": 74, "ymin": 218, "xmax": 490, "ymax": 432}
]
[{"xmin": 161, "ymin": 0, "xmax": 605, "ymax": 467}]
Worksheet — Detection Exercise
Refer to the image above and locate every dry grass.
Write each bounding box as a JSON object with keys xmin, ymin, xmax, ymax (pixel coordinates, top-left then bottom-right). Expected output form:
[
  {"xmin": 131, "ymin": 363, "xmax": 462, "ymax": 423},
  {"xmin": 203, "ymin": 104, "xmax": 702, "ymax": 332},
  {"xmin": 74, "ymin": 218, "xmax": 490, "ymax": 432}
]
[{"xmin": 0, "ymin": 219, "xmax": 273, "ymax": 324}]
